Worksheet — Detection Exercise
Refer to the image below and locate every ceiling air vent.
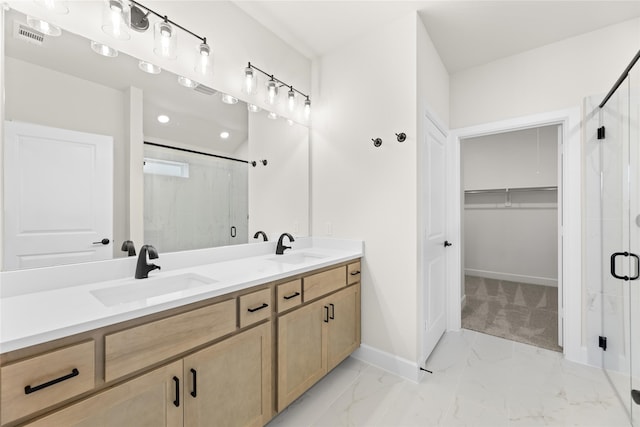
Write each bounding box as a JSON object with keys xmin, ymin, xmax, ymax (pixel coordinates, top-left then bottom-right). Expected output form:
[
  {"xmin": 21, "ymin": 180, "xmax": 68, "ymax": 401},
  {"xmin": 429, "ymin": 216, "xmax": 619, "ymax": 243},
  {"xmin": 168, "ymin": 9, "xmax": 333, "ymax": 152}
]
[
  {"xmin": 193, "ymin": 84, "xmax": 217, "ymax": 96},
  {"xmin": 13, "ymin": 21, "xmax": 45, "ymax": 46}
]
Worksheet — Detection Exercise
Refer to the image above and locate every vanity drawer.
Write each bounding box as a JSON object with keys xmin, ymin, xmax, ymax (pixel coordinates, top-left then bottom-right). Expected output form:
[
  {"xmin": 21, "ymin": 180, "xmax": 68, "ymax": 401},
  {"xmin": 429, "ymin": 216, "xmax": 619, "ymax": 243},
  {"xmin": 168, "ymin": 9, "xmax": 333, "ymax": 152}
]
[
  {"xmin": 347, "ymin": 261, "xmax": 361, "ymax": 285},
  {"xmin": 277, "ymin": 279, "xmax": 302, "ymax": 313},
  {"xmin": 303, "ymin": 266, "xmax": 346, "ymax": 302},
  {"xmin": 239, "ymin": 288, "xmax": 272, "ymax": 328},
  {"xmin": 0, "ymin": 340, "xmax": 95, "ymax": 425},
  {"xmin": 105, "ymin": 299, "xmax": 236, "ymax": 382}
]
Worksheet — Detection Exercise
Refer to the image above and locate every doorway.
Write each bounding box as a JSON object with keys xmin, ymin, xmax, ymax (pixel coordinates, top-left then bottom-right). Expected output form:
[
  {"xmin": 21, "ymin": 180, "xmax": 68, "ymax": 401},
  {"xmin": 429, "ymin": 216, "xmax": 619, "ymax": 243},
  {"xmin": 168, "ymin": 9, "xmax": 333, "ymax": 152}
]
[{"xmin": 460, "ymin": 125, "xmax": 562, "ymax": 351}]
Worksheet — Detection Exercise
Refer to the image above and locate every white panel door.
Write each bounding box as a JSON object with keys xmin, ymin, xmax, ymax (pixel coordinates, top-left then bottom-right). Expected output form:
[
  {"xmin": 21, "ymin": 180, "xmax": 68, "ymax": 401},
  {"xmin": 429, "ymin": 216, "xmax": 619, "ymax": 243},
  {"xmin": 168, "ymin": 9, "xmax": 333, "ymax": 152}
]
[
  {"xmin": 422, "ymin": 116, "xmax": 448, "ymax": 360},
  {"xmin": 4, "ymin": 121, "xmax": 113, "ymax": 270}
]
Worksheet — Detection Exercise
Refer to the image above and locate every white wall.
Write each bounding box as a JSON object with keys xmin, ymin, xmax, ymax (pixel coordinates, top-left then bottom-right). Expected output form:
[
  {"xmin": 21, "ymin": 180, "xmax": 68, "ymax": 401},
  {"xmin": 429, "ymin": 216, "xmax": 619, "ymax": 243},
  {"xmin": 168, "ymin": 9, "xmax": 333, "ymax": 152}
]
[
  {"xmin": 5, "ymin": 57, "xmax": 128, "ymax": 258},
  {"xmin": 312, "ymin": 13, "xmax": 449, "ymax": 367},
  {"xmin": 450, "ymin": 17, "xmax": 640, "ymax": 128}
]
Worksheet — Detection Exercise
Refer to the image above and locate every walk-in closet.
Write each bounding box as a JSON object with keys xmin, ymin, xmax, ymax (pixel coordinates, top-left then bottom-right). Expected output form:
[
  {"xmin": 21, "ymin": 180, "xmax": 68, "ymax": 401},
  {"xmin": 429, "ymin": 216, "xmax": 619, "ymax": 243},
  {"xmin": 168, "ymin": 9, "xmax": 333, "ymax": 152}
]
[{"xmin": 461, "ymin": 125, "xmax": 562, "ymax": 351}]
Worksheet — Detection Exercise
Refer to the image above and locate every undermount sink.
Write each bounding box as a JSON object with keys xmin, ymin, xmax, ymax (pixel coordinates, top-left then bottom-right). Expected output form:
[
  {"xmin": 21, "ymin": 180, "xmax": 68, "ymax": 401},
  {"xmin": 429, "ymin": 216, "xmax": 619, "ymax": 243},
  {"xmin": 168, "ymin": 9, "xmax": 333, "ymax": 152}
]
[
  {"xmin": 91, "ymin": 273, "xmax": 217, "ymax": 307},
  {"xmin": 268, "ymin": 252, "xmax": 328, "ymax": 265}
]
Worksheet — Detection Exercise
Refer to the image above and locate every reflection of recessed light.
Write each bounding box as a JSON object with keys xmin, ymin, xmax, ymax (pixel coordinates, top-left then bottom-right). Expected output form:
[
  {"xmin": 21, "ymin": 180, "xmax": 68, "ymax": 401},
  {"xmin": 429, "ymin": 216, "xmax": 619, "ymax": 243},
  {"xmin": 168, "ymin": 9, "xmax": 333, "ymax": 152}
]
[
  {"xmin": 177, "ymin": 76, "xmax": 198, "ymax": 88},
  {"xmin": 247, "ymin": 104, "xmax": 261, "ymax": 113},
  {"xmin": 221, "ymin": 93, "xmax": 238, "ymax": 104},
  {"xmin": 27, "ymin": 16, "xmax": 62, "ymax": 36},
  {"xmin": 139, "ymin": 61, "xmax": 161, "ymax": 74},
  {"xmin": 267, "ymin": 112, "xmax": 278, "ymax": 120},
  {"xmin": 157, "ymin": 114, "xmax": 170, "ymax": 124},
  {"xmin": 90, "ymin": 41, "xmax": 118, "ymax": 57},
  {"xmin": 220, "ymin": 131, "xmax": 230, "ymax": 139}
]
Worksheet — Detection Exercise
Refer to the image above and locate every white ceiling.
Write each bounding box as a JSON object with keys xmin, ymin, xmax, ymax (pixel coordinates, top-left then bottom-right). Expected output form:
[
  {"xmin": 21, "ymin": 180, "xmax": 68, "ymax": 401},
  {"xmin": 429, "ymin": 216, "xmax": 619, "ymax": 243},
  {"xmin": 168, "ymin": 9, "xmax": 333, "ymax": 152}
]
[{"xmin": 235, "ymin": 1, "xmax": 640, "ymax": 73}]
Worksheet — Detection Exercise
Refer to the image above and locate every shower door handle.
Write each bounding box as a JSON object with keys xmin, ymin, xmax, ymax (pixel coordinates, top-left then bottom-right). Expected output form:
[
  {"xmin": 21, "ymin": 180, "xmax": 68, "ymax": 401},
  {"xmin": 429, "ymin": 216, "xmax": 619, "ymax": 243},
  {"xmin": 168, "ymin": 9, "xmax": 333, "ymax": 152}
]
[
  {"xmin": 630, "ymin": 253, "xmax": 640, "ymax": 281},
  {"xmin": 611, "ymin": 252, "xmax": 630, "ymax": 281},
  {"xmin": 230, "ymin": 226, "xmax": 237, "ymax": 238}
]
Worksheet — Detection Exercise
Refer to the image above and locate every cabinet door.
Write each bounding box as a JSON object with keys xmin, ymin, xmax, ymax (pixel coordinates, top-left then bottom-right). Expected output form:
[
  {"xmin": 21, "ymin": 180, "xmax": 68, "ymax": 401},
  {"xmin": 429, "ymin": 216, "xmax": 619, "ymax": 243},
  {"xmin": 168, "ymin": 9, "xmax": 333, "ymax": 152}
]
[
  {"xmin": 326, "ymin": 284, "xmax": 361, "ymax": 372},
  {"xmin": 277, "ymin": 299, "xmax": 326, "ymax": 411},
  {"xmin": 24, "ymin": 361, "xmax": 183, "ymax": 427},
  {"xmin": 184, "ymin": 322, "xmax": 271, "ymax": 427}
]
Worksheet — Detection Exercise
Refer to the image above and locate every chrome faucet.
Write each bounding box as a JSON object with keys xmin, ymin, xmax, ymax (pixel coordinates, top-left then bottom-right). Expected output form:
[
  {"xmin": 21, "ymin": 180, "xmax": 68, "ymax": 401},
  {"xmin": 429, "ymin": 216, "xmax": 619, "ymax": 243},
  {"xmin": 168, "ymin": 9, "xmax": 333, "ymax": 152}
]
[
  {"xmin": 276, "ymin": 233, "xmax": 295, "ymax": 255},
  {"xmin": 253, "ymin": 231, "xmax": 268, "ymax": 241},
  {"xmin": 135, "ymin": 245, "xmax": 161, "ymax": 279}
]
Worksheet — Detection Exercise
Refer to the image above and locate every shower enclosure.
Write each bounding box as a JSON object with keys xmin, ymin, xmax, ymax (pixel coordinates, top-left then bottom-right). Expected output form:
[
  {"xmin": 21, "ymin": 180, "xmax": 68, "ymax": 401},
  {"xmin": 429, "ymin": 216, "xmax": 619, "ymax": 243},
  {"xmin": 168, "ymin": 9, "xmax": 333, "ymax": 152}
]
[
  {"xmin": 143, "ymin": 143, "xmax": 248, "ymax": 253},
  {"xmin": 588, "ymin": 51, "xmax": 640, "ymax": 425}
]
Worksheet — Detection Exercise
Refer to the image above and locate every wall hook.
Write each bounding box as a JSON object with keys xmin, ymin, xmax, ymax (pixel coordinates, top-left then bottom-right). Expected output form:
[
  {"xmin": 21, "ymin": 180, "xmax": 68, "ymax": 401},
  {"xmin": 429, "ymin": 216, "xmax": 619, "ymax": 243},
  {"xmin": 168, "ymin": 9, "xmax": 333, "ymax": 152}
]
[
  {"xmin": 372, "ymin": 138, "xmax": 382, "ymax": 147},
  {"xmin": 261, "ymin": 159, "xmax": 268, "ymax": 166},
  {"xmin": 396, "ymin": 132, "xmax": 406, "ymax": 142}
]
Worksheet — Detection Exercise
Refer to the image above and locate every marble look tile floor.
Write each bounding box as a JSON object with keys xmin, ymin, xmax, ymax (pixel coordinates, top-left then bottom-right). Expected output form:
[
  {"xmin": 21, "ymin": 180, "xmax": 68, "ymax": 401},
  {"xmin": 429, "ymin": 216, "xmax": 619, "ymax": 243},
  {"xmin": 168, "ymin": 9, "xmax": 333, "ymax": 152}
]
[{"xmin": 267, "ymin": 330, "xmax": 629, "ymax": 427}]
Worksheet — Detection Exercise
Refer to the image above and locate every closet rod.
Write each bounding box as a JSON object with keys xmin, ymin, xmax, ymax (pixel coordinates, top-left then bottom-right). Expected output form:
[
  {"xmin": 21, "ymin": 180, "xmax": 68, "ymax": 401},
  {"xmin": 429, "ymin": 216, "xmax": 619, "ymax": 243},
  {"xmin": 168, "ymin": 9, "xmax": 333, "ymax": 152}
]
[
  {"xmin": 464, "ymin": 186, "xmax": 557, "ymax": 194},
  {"xmin": 599, "ymin": 48, "xmax": 640, "ymax": 109}
]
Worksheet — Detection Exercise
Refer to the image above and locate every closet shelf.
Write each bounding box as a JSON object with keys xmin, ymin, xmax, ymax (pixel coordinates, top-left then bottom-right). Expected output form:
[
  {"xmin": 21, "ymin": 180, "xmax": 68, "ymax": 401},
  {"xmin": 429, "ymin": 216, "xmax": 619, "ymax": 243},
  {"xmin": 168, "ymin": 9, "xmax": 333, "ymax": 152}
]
[{"xmin": 464, "ymin": 186, "xmax": 557, "ymax": 194}]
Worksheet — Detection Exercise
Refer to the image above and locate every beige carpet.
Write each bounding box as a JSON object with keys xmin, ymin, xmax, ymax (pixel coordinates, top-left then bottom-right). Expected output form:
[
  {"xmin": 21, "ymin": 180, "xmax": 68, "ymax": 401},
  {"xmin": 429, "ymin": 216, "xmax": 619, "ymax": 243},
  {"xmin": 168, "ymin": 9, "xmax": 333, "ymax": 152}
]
[{"xmin": 462, "ymin": 276, "xmax": 562, "ymax": 352}]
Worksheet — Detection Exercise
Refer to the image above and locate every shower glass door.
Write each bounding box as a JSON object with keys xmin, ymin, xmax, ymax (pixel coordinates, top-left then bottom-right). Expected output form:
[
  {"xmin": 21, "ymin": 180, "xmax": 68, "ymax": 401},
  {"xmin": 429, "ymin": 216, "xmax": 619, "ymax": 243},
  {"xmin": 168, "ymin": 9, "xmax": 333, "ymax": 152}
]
[
  {"xmin": 630, "ymin": 66, "xmax": 640, "ymax": 427},
  {"xmin": 601, "ymin": 73, "xmax": 632, "ymax": 419}
]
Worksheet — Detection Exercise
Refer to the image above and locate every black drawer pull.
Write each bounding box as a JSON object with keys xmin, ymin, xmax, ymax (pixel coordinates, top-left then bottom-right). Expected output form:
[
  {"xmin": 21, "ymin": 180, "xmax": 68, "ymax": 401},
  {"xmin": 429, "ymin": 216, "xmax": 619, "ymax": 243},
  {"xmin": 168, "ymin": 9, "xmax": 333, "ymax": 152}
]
[
  {"xmin": 248, "ymin": 303, "xmax": 269, "ymax": 313},
  {"xmin": 324, "ymin": 306, "xmax": 329, "ymax": 323},
  {"xmin": 24, "ymin": 368, "xmax": 79, "ymax": 395},
  {"xmin": 329, "ymin": 303, "xmax": 335, "ymax": 319},
  {"xmin": 283, "ymin": 292, "xmax": 301, "ymax": 300},
  {"xmin": 173, "ymin": 376, "xmax": 180, "ymax": 407},
  {"xmin": 350, "ymin": 271, "xmax": 360, "ymax": 276},
  {"xmin": 190, "ymin": 369, "xmax": 197, "ymax": 398}
]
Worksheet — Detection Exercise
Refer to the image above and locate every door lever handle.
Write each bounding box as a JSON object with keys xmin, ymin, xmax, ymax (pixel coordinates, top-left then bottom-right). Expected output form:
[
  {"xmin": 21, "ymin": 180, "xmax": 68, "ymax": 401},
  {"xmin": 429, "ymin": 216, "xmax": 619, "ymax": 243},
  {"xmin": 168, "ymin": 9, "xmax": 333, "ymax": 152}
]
[
  {"xmin": 444, "ymin": 241, "xmax": 452, "ymax": 247},
  {"xmin": 92, "ymin": 238, "xmax": 110, "ymax": 245}
]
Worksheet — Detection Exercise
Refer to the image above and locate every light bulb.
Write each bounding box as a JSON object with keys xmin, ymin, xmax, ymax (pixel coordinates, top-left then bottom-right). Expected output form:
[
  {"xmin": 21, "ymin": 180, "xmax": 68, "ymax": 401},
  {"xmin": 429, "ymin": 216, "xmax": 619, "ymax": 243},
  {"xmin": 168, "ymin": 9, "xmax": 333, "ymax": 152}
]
[
  {"xmin": 157, "ymin": 114, "xmax": 170, "ymax": 124},
  {"xmin": 266, "ymin": 79, "xmax": 278, "ymax": 105},
  {"xmin": 247, "ymin": 104, "xmax": 261, "ymax": 113},
  {"xmin": 220, "ymin": 131, "xmax": 230, "ymax": 139},
  {"xmin": 287, "ymin": 87, "xmax": 296, "ymax": 112},
  {"xmin": 36, "ymin": 0, "xmax": 69, "ymax": 14},
  {"xmin": 195, "ymin": 42, "xmax": 211, "ymax": 75},
  {"xmin": 102, "ymin": 0, "xmax": 130, "ymax": 40},
  {"xmin": 244, "ymin": 66, "xmax": 256, "ymax": 94}
]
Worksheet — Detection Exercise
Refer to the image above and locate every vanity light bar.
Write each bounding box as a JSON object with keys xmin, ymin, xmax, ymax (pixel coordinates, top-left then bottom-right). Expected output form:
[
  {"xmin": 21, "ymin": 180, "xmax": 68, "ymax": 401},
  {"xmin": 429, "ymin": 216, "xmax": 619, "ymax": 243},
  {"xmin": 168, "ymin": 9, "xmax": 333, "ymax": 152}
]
[
  {"xmin": 129, "ymin": 0, "xmax": 206, "ymax": 44},
  {"xmin": 245, "ymin": 62, "xmax": 311, "ymax": 111}
]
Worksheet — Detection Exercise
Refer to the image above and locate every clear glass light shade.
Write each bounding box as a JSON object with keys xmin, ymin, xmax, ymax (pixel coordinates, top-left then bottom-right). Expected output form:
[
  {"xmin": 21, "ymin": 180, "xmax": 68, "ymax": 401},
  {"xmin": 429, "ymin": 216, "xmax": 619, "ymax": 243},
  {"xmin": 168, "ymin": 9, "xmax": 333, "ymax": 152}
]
[
  {"xmin": 154, "ymin": 20, "xmax": 177, "ymax": 59},
  {"xmin": 265, "ymin": 79, "xmax": 278, "ymax": 105},
  {"xmin": 267, "ymin": 112, "xmax": 278, "ymax": 120},
  {"xmin": 304, "ymin": 98, "xmax": 311, "ymax": 118},
  {"xmin": 35, "ymin": 0, "xmax": 69, "ymax": 14},
  {"xmin": 177, "ymin": 76, "xmax": 198, "ymax": 88},
  {"xmin": 102, "ymin": 0, "xmax": 130, "ymax": 40},
  {"xmin": 26, "ymin": 16, "xmax": 62, "ymax": 36},
  {"xmin": 139, "ymin": 61, "xmax": 161, "ymax": 74},
  {"xmin": 287, "ymin": 88, "xmax": 296, "ymax": 112},
  {"xmin": 194, "ymin": 42, "xmax": 211, "ymax": 75},
  {"xmin": 90, "ymin": 41, "xmax": 118, "ymax": 57},
  {"xmin": 244, "ymin": 67, "xmax": 256, "ymax": 95},
  {"xmin": 247, "ymin": 104, "xmax": 261, "ymax": 113},
  {"xmin": 221, "ymin": 94, "xmax": 238, "ymax": 105}
]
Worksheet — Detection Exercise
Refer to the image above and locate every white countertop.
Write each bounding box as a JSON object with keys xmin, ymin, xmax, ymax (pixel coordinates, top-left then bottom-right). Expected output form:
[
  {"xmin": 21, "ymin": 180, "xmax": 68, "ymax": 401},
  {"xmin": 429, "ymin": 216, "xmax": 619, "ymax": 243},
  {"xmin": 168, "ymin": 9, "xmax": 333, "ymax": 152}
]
[{"xmin": 0, "ymin": 238, "xmax": 363, "ymax": 353}]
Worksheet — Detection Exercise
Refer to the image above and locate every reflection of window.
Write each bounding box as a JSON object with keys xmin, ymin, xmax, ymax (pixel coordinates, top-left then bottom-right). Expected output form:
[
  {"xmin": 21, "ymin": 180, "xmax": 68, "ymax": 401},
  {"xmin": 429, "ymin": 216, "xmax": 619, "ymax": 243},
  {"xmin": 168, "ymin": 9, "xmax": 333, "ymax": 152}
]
[{"xmin": 143, "ymin": 158, "xmax": 189, "ymax": 178}]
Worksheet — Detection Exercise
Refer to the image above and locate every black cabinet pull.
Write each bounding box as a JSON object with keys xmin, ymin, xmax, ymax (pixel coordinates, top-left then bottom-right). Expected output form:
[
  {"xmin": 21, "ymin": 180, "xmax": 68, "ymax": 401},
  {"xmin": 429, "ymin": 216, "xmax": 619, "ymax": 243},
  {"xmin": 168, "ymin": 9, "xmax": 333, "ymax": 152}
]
[
  {"xmin": 248, "ymin": 303, "xmax": 269, "ymax": 313},
  {"xmin": 283, "ymin": 292, "xmax": 300, "ymax": 300},
  {"xmin": 190, "ymin": 369, "xmax": 197, "ymax": 398},
  {"xmin": 324, "ymin": 306, "xmax": 329, "ymax": 323},
  {"xmin": 173, "ymin": 376, "xmax": 180, "ymax": 407},
  {"xmin": 611, "ymin": 252, "xmax": 630, "ymax": 281},
  {"xmin": 24, "ymin": 368, "xmax": 79, "ymax": 395},
  {"xmin": 350, "ymin": 271, "xmax": 360, "ymax": 276},
  {"xmin": 230, "ymin": 226, "xmax": 237, "ymax": 238},
  {"xmin": 92, "ymin": 238, "xmax": 110, "ymax": 245},
  {"xmin": 329, "ymin": 303, "xmax": 335, "ymax": 320}
]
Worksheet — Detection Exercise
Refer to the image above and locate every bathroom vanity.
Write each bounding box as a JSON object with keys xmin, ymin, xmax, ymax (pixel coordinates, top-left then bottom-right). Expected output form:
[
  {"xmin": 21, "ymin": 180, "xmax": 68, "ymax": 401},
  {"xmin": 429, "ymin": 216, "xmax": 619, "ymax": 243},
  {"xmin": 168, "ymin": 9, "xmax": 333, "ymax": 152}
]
[{"xmin": 0, "ymin": 240, "xmax": 362, "ymax": 426}]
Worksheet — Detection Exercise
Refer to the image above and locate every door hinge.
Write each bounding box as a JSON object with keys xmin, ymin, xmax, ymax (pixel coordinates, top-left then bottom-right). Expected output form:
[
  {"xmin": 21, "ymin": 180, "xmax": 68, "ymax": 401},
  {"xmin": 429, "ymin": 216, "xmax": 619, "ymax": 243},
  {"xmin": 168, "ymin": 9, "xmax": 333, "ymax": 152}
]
[
  {"xmin": 597, "ymin": 126, "xmax": 606, "ymax": 140},
  {"xmin": 599, "ymin": 335, "xmax": 607, "ymax": 351}
]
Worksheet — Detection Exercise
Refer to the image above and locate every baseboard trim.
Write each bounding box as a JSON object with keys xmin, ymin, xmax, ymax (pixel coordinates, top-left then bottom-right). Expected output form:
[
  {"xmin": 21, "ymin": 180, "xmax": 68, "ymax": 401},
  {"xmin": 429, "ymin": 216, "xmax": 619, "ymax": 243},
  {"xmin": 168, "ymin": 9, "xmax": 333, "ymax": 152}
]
[
  {"xmin": 351, "ymin": 344, "xmax": 423, "ymax": 383},
  {"xmin": 465, "ymin": 269, "xmax": 558, "ymax": 287}
]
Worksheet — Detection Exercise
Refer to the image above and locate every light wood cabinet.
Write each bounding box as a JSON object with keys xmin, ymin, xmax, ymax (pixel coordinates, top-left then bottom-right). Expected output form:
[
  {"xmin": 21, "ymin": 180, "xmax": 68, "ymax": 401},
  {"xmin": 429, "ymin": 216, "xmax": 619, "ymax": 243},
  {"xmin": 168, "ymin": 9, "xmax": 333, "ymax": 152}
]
[
  {"xmin": 277, "ymin": 282, "xmax": 361, "ymax": 411},
  {"xmin": 24, "ymin": 360, "xmax": 183, "ymax": 427},
  {"xmin": 184, "ymin": 322, "xmax": 271, "ymax": 427}
]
